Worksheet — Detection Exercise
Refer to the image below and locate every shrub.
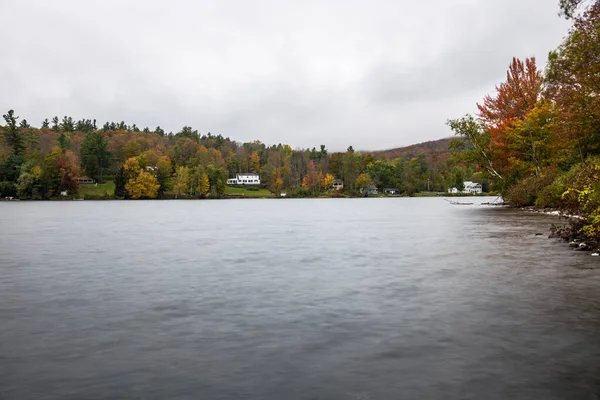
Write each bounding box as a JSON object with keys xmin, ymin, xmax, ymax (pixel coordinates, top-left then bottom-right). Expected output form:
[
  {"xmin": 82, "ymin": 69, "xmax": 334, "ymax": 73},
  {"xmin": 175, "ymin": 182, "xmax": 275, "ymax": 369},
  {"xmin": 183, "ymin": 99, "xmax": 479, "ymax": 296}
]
[
  {"xmin": 560, "ymin": 158, "xmax": 600, "ymax": 241},
  {"xmin": 535, "ymin": 174, "xmax": 569, "ymax": 208},
  {"xmin": 504, "ymin": 171, "xmax": 557, "ymax": 207},
  {"xmin": 83, "ymin": 191, "xmax": 114, "ymax": 200},
  {"xmin": 0, "ymin": 181, "xmax": 17, "ymax": 198}
]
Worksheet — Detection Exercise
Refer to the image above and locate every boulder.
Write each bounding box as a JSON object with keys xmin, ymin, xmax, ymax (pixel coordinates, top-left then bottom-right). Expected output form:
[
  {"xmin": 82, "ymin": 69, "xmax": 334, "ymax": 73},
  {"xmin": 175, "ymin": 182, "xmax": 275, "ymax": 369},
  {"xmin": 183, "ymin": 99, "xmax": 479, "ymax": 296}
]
[{"xmin": 577, "ymin": 242, "xmax": 589, "ymax": 251}]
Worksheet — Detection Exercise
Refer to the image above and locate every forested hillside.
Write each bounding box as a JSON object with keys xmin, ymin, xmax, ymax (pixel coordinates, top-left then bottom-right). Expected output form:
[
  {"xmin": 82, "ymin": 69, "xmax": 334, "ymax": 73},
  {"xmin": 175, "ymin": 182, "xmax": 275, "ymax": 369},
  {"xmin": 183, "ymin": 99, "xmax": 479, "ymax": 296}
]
[
  {"xmin": 0, "ymin": 116, "xmax": 476, "ymax": 199},
  {"xmin": 371, "ymin": 138, "xmax": 454, "ymax": 162}
]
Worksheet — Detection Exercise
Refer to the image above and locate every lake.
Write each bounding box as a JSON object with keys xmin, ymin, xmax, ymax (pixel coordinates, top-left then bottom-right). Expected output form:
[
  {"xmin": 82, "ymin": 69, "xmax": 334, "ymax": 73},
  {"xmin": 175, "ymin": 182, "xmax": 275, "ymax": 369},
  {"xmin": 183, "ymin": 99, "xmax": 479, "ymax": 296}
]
[{"xmin": 1, "ymin": 198, "xmax": 600, "ymax": 399}]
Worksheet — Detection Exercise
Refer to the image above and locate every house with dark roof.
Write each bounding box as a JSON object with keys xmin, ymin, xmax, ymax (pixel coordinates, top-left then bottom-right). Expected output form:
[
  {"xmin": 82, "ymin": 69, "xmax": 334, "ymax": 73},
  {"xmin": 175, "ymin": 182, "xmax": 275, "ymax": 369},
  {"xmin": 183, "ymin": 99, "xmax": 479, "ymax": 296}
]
[
  {"xmin": 332, "ymin": 179, "xmax": 343, "ymax": 190},
  {"xmin": 360, "ymin": 185, "xmax": 378, "ymax": 195}
]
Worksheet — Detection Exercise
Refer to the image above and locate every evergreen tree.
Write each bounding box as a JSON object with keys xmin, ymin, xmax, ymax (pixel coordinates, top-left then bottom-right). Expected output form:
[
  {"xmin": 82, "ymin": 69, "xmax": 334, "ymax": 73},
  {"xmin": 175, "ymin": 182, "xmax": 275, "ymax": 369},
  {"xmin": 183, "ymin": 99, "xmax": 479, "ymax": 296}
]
[
  {"xmin": 61, "ymin": 116, "xmax": 74, "ymax": 132},
  {"xmin": 76, "ymin": 119, "xmax": 94, "ymax": 133},
  {"xmin": 2, "ymin": 110, "xmax": 24, "ymax": 155},
  {"xmin": 41, "ymin": 118, "xmax": 50, "ymax": 128},
  {"xmin": 114, "ymin": 165, "xmax": 127, "ymax": 198},
  {"xmin": 80, "ymin": 131, "xmax": 112, "ymax": 182},
  {"xmin": 0, "ymin": 153, "xmax": 25, "ymax": 182},
  {"xmin": 58, "ymin": 132, "xmax": 71, "ymax": 152},
  {"xmin": 51, "ymin": 116, "xmax": 60, "ymax": 132}
]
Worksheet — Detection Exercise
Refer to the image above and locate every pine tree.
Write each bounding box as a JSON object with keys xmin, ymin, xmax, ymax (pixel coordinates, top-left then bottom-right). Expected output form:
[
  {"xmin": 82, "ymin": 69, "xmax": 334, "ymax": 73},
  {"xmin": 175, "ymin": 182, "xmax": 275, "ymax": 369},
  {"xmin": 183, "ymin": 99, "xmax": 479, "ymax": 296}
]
[
  {"xmin": 79, "ymin": 131, "xmax": 112, "ymax": 182},
  {"xmin": 2, "ymin": 110, "xmax": 24, "ymax": 155},
  {"xmin": 114, "ymin": 166, "xmax": 127, "ymax": 198},
  {"xmin": 61, "ymin": 116, "xmax": 75, "ymax": 132},
  {"xmin": 58, "ymin": 132, "xmax": 71, "ymax": 152},
  {"xmin": 51, "ymin": 116, "xmax": 60, "ymax": 132}
]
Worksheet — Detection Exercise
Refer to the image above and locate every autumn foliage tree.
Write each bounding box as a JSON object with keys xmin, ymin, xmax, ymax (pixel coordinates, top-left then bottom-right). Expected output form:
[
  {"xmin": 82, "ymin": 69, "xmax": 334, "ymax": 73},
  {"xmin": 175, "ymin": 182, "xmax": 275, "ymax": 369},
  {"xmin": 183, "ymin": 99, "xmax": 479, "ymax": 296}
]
[
  {"xmin": 476, "ymin": 57, "xmax": 543, "ymax": 178},
  {"xmin": 302, "ymin": 161, "xmax": 323, "ymax": 192},
  {"xmin": 477, "ymin": 57, "xmax": 543, "ymax": 132},
  {"xmin": 126, "ymin": 171, "xmax": 159, "ymax": 199},
  {"xmin": 250, "ymin": 151, "xmax": 261, "ymax": 173},
  {"xmin": 269, "ymin": 168, "xmax": 284, "ymax": 195},
  {"xmin": 123, "ymin": 157, "xmax": 159, "ymax": 199},
  {"xmin": 355, "ymin": 173, "xmax": 372, "ymax": 194},
  {"xmin": 321, "ymin": 173, "xmax": 335, "ymax": 189},
  {"xmin": 199, "ymin": 172, "xmax": 210, "ymax": 197},
  {"xmin": 546, "ymin": 1, "xmax": 600, "ymax": 160},
  {"xmin": 173, "ymin": 166, "xmax": 190, "ymax": 198}
]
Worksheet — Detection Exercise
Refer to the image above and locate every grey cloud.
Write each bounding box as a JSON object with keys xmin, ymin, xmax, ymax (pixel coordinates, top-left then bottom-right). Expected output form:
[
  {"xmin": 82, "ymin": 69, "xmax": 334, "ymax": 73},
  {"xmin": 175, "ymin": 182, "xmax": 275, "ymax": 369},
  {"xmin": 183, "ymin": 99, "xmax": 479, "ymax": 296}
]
[{"xmin": 0, "ymin": 0, "xmax": 570, "ymax": 151}]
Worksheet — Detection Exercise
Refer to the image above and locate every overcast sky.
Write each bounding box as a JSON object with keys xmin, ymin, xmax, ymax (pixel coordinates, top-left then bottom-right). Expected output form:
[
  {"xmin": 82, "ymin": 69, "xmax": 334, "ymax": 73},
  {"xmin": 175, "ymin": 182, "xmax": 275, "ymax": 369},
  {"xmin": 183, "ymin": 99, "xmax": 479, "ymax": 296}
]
[{"xmin": 0, "ymin": 0, "xmax": 570, "ymax": 151}]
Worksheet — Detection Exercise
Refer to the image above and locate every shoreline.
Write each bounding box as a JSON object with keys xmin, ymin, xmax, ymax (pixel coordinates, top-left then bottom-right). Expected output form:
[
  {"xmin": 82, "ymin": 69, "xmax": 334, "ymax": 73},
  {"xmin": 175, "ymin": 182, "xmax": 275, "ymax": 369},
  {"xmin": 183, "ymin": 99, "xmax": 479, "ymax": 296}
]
[
  {"xmin": 520, "ymin": 206, "xmax": 599, "ymax": 256},
  {"xmin": 0, "ymin": 194, "xmax": 499, "ymax": 201}
]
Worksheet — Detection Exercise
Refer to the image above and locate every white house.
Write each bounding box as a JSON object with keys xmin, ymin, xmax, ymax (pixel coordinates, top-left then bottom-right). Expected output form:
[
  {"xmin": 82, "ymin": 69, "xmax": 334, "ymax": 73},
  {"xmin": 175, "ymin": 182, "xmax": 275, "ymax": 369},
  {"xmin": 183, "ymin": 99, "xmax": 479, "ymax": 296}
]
[
  {"xmin": 464, "ymin": 181, "xmax": 483, "ymax": 194},
  {"xmin": 448, "ymin": 181, "xmax": 483, "ymax": 194},
  {"xmin": 227, "ymin": 173, "xmax": 261, "ymax": 185}
]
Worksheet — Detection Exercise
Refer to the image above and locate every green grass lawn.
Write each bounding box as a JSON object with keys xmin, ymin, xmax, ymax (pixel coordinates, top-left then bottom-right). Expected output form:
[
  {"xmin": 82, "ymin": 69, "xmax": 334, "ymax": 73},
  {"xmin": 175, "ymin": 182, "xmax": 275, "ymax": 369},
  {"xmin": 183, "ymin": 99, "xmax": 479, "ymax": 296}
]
[
  {"xmin": 78, "ymin": 181, "xmax": 115, "ymax": 198},
  {"xmin": 225, "ymin": 186, "xmax": 273, "ymax": 198}
]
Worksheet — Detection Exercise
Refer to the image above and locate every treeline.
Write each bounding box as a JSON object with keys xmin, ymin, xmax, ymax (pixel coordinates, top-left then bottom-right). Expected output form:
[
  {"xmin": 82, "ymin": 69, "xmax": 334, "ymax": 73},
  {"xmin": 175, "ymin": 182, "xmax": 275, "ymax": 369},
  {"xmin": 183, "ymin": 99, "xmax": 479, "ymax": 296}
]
[
  {"xmin": 0, "ymin": 113, "xmax": 479, "ymax": 200},
  {"xmin": 449, "ymin": 1, "xmax": 600, "ymax": 242}
]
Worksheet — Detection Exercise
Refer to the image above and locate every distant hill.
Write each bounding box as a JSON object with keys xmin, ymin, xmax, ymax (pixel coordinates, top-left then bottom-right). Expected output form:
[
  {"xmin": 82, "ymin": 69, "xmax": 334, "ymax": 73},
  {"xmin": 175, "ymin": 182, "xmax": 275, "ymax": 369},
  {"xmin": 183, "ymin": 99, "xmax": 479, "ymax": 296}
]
[{"xmin": 370, "ymin": 137, "xmax": 454, "ymax": 162}]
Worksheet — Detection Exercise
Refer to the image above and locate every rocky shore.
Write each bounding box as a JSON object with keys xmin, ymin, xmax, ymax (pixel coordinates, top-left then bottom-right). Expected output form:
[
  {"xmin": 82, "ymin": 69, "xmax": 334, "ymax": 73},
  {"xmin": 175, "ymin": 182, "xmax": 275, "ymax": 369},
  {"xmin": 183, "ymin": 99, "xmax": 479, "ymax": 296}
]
[{"xmin": 521, "ymin": 207, "xmax": 599, "ymax": 256}]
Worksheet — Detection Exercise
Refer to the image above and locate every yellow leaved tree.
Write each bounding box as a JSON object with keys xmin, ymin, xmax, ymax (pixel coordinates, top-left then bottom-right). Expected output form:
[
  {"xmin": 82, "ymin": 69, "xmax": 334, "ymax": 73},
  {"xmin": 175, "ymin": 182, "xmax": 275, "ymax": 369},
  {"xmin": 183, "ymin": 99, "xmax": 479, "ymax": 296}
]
[
  {"xmin": 173, "ymin": 166, "xmax": 190, "ymax": 199},
  {"xmin": 269, "ymin": 168, "xmax": 283, "ymax": 196},
  {"xmin": 124, "ymin": 156, "xmax": 159, "ymax": 199},
  {"xmin": 321, "ymin": 173, "xmax": 335, "ymax": 189},
  {"xmin": 250, "ymin": 151, "xmax": 261, "ymax": 173},
  {"xmin": 125, "ymin": 171, "xmax": 159, "ymax": 199},
  {"xmin": 199, "ymin": 173, "xmax": 210, "ymax": 197}
]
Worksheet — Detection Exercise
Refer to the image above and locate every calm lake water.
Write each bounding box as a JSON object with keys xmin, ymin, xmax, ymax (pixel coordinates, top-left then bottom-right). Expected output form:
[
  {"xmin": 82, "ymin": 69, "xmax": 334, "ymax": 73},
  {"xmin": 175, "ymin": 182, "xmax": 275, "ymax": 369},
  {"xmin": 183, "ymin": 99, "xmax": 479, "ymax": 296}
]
[{"xmin": 1, "ymin": 198, "xmax": 600, "ymax": 400}]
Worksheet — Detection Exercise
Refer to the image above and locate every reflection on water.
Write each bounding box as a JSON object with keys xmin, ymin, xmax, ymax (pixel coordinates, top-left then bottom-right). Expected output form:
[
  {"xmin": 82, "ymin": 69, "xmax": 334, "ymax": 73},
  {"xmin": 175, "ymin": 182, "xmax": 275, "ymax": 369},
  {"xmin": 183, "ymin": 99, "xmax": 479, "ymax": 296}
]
[{"xmin": 1, "ymin": 198, "xmax": 599, "ymax": 400}]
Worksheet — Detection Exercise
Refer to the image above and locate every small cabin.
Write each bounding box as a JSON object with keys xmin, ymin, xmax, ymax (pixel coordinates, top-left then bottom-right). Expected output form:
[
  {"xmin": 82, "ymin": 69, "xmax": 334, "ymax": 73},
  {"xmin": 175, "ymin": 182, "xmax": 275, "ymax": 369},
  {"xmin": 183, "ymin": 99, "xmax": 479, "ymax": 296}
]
[
  {"xmin": 333, "ymin": 179, "xmax": 344, "ymax": 191},
  {"xmin": 360, "ymin": 185, "xmax": 378, "ymax": 195}
]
